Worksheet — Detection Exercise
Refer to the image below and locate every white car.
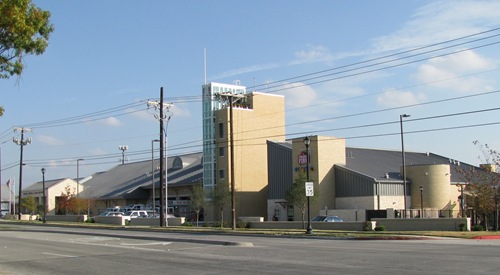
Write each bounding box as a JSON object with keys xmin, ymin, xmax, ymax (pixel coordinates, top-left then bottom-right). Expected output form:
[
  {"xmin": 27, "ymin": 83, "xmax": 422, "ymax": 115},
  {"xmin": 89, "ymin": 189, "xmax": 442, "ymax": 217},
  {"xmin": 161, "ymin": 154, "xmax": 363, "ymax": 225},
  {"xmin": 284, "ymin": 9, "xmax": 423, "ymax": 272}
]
[{"xmin": 123, "ymin": 210, "xmax": 148, "ymax": 221}]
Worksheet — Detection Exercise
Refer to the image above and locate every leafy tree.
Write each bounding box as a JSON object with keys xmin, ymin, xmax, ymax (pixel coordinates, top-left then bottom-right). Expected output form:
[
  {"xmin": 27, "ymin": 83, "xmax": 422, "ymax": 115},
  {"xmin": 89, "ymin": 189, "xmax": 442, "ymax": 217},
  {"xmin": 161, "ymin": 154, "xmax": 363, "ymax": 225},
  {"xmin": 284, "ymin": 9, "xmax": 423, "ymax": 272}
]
[
  {"xmin": 190, "ymin": 183, "xmax": 205, "ymax": 227},
  {"xmin": 21, "ymin": 195, "xmax": 36, "ymax": 215},
  {"xmin": 73, "ymin": 197, "xmax": 88, "ymax": 215},
  {"xmin": 56, "ymin": 186, "xmax": 76, "ymax": 214},
  {"xmin": 457, "ymin": 141, "xmax": 500, "ymax": 230},
  {"xmin": 285, "ymin": 170, "xmax": 319, "ymax": 229},
  {"xmin": 0, "ymin": 0, "xmax": 54, "ymax": 79},
  {"xmin": 212, "ymin": 183, "xmax": 230, "ymax": 228}
]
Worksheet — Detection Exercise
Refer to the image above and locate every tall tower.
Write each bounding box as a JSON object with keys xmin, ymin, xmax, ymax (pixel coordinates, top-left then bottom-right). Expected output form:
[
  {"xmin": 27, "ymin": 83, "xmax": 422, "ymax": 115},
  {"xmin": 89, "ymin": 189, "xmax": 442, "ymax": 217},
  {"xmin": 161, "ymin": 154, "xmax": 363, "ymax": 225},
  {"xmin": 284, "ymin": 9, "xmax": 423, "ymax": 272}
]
[{"xmin": 202, "ymin": 82, "xmax": 246, "ymax": 193}]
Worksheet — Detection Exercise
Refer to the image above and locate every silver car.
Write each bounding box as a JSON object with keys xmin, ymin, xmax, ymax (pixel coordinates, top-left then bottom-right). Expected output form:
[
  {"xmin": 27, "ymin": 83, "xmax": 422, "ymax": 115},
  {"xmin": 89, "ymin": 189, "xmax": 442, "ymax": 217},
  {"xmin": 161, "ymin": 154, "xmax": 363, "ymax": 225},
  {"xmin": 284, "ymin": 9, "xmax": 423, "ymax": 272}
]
[{"xmin": 311, "ymin": 215, "xmax": 343, "ymax": 222}]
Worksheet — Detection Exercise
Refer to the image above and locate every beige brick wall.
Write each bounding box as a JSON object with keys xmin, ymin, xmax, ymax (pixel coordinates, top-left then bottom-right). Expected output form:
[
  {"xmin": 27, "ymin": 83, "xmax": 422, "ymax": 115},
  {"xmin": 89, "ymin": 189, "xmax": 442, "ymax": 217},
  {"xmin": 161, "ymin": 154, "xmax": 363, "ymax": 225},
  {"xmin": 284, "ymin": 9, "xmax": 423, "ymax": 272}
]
[
  {"xmin": 291, "ymin": 135, "xmax": 346, "ymax": 220},
  {"xmin": 215, "ymin": 92, "xmax": 285, "ymax": 220}
]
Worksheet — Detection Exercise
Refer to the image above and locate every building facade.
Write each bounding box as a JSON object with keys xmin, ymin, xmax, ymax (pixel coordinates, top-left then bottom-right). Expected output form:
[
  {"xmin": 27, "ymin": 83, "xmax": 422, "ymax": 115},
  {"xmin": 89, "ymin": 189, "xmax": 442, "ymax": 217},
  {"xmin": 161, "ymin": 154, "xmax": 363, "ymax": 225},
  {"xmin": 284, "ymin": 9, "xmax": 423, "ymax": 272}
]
[
  {"xmin": 202, "ymin": 82, "xmax": 246, "ymax": 193},
  {"xmin": 206, "ymin": 89, "xmax": 285, "ymax": 221}
]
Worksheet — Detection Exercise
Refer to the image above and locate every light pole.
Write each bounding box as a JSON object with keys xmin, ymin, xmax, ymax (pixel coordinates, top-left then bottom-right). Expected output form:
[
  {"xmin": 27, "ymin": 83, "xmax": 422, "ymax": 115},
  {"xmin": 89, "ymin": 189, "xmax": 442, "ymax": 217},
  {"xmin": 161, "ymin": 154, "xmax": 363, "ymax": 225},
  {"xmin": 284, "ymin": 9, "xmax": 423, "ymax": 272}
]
[
  {"xmin": 41, "ymin": 168, "xmax": 46, "ymax": 223},
  {"xmin": 151, "ymin": 139, "xmax": 160, "ymax": 213},
  {"xmin": 419, "ymin": 186, "xmax": 424, "ymax": 218},
  {"xmin": 400, "ymin": 114, "xmax": 410, "ymax": 218},
  {"xmin": 304, "ymin": 136, "xmax": 313, "ymax": 235},
  {"xmin": 119, "ymin": 145, "xmax": 128, "ymax": 164},
  {"xmin": 76, "ymin": 159, "xmax": 84, "ymax": 198}
]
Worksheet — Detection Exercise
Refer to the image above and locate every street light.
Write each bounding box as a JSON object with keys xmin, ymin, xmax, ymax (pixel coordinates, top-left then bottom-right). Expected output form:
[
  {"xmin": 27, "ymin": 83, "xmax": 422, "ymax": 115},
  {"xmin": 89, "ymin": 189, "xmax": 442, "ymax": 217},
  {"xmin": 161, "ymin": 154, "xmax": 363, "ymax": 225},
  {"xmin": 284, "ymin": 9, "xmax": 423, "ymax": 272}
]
[
  {"xmin": 400, "ymin": 114, "xmax": 410, "ymax": 218},
  {"xmin": 419, "ymin": 186, "xmax": 424, "ymax": 219},
  {"xmin": 41, "ymin": 168, "xmax": 46, "ymax": 224},
  {"xmin": 152, "ymin": 139, "xmax": 160, "ymax": 213},
  {"xmin": 76, "ymin": 159, "xmax": 84, "ymax": 198},
  {"xmin": 304, "ymin": 136, "xmax": 313, "ymax": 235}
]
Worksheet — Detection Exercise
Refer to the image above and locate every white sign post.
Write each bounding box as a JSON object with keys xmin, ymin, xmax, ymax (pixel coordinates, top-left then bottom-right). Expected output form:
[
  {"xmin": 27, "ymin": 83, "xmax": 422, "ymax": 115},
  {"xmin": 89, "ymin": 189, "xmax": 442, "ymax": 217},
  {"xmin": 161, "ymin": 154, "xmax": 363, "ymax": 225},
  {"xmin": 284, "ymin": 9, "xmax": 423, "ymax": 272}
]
[{"xmin": 305, "ymin": 182, "xmax": 314, "ymax": 197}]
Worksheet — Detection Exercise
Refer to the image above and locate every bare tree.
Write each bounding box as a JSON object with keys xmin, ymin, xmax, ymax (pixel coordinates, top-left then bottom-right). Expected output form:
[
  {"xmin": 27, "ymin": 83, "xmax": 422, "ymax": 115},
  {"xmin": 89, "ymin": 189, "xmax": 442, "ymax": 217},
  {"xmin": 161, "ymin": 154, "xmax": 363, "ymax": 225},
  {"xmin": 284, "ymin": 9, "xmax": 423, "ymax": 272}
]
[{"xmin": 457, "ymin": 141, "xmax": 500, "ymax": 230}]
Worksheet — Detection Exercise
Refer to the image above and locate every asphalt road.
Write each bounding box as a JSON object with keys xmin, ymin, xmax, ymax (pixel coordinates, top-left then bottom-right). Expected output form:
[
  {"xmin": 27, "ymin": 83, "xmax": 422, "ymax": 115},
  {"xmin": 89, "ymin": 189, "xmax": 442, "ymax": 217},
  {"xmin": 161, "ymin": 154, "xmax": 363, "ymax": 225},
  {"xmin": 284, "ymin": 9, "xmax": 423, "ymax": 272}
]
[{"xmin": 0, "ymin": 224, "xmax": 499, "ymax": 274}]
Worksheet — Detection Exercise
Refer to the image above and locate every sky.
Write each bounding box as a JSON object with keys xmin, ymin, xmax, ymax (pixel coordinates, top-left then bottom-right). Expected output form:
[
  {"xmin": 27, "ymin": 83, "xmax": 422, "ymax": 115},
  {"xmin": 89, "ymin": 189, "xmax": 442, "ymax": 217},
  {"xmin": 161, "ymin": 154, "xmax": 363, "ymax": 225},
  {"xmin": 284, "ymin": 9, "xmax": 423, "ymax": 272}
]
[{"xmin": 1, "ymin": 0, "xmax": 500, "ymax": 192}]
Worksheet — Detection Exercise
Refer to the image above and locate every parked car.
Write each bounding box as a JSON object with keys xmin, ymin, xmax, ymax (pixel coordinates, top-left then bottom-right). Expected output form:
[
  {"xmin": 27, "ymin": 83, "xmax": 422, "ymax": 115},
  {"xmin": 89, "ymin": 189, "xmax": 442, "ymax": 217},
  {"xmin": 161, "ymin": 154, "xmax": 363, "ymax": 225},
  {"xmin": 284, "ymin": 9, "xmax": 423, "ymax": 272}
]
[
  {"xmin": 123, "ymin": 210, "xmax": 148, "ymax": 221},
  {"xmin": 89, "ymin": 211, "xmax": 124, "ymax": 222},
  {"xmin": 99, "ymin": 211, "xmax": 124, "ymax": 217},
  {"xmin": 106, "ymin": 206, "xmax": 123, "ymax": 213},
  {"xmin": 311, "ymin": 215, "xmax": 344, "ymax": 222}
]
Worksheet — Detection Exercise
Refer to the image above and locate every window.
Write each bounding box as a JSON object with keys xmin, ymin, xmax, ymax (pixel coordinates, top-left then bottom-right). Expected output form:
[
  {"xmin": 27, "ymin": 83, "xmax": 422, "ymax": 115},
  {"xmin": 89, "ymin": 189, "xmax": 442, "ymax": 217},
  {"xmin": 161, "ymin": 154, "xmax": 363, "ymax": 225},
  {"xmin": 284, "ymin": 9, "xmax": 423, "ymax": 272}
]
[
  {"xmin": 219, "ymin": 147, "xmax": 225, "ymax": 157},
  {"xmin": 218, "ymin": 123, "xmax": 224, "ymax": 138},
  {"xmin": 219, "ymin": 169, "xmax": 225, "ymax": 179}
]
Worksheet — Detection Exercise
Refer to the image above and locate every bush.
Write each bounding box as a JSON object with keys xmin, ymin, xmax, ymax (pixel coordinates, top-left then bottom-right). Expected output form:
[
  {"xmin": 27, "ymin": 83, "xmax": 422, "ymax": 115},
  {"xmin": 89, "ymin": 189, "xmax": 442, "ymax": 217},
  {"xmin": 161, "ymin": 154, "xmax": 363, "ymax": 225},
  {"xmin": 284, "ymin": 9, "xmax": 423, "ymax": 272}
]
[
  {"xmin": 459, "ymin": 223, "xmax": 466, "ymax": 231},
  {"xmin": 236, "ymin": 221, "xmax": 250, "ymax": 229},
  {"xmin": 374, "ymin": 225, "xmax": 386, "ymax": 231},
  {"xmin": 472, "ymin": 224, "xmax": 484, "ymax": 231}
]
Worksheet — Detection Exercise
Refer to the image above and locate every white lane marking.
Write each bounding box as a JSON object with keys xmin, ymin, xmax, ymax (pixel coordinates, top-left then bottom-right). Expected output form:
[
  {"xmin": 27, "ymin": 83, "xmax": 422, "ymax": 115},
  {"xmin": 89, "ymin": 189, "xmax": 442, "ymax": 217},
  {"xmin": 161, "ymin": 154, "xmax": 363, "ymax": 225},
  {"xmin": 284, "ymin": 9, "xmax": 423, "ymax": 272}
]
[{"xmin": 42, "ymin": 252, "xmax": 78, "ymax": 258}]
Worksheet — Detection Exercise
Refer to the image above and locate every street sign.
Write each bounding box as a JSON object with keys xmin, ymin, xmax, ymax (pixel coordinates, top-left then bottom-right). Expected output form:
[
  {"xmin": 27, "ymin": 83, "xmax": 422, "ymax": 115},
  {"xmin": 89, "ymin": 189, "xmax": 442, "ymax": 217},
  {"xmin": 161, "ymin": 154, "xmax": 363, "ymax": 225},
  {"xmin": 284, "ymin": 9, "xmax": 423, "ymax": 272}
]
[{"xmin": 305, "ymin": 182, "xmax": 314, "ymax": 197}]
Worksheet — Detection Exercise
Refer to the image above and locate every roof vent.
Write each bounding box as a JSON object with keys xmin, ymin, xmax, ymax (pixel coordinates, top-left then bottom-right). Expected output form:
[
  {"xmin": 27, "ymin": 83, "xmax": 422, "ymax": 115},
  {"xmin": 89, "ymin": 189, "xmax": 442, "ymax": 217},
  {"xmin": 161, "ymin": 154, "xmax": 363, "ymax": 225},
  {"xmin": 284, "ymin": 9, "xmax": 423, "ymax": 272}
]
[{"xmin": 385, "ymin": 173, "xmax": 389, "ymax": 179}]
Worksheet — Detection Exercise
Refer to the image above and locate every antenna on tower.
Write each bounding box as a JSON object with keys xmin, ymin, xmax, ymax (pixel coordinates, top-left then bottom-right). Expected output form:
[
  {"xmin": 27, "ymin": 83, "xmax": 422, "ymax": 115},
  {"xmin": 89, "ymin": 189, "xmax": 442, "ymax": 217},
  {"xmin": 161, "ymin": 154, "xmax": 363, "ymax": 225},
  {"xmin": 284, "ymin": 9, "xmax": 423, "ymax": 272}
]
[{"xmin": 204, "ymin": 48, "xmax": 207, "ymax": 85}]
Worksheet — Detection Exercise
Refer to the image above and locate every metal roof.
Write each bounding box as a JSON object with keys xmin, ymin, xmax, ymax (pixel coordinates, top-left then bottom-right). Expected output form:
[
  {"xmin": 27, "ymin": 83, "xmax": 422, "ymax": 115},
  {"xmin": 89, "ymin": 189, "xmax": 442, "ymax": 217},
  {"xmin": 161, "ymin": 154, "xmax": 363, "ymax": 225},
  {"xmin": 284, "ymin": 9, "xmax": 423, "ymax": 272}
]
[
  {"xmin": 81, "ymin": 152, "xmax": 202, "ymax": 199},
  {"xmin": 342, "ymin": 147, "xmax": 477, "ymax": 183}
]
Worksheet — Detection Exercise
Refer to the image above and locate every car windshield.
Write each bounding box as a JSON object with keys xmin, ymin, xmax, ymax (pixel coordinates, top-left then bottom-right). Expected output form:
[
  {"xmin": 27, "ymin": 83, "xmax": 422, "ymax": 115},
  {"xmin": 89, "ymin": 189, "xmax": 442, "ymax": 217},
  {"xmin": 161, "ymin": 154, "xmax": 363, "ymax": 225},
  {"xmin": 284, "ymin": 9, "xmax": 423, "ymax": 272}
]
[{"xmin": 311, "ymin": 216, "xmax": 326, "ymax": 221}]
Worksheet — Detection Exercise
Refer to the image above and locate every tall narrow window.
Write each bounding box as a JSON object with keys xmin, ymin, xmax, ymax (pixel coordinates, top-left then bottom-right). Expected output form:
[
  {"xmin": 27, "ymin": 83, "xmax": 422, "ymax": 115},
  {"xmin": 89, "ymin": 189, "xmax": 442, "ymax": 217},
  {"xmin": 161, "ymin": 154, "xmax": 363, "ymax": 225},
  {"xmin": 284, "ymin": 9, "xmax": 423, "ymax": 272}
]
[
  {"xmin": 218, "ymin": 122, "xmax": 224, "ymax": 138},
  {"xmin": 219, "ymin": 147, "xmax": 225, "ymax": 157},
  {"xmin": 219, "ymin": 169, "xmax": 225, "ymax": 179}
]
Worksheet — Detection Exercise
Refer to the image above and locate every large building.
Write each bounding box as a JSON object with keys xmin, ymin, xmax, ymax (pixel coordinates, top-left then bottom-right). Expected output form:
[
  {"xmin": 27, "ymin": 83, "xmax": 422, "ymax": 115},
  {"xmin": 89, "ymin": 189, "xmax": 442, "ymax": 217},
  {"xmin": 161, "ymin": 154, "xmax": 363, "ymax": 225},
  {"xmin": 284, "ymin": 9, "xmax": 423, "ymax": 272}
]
[
  {"xmin": 202, "ymin": 82, "xmax": 285, "ymax": 221},
  {"xmin": 202, "ymin": 82, "xmax": 246, "ymax": 192},
  {"xmin": 268, "ymin": 136, "xmax": 474, "ymax": 222}
]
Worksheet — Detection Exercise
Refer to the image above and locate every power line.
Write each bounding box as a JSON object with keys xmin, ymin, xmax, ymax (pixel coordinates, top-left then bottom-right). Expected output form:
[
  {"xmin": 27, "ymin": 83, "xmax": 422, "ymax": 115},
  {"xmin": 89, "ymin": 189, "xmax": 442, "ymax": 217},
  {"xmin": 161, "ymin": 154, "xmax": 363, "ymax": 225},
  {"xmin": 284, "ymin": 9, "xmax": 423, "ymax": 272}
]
[{"xmin": 247, "ymin": 27, "xmax": 500, "ymax": 91}]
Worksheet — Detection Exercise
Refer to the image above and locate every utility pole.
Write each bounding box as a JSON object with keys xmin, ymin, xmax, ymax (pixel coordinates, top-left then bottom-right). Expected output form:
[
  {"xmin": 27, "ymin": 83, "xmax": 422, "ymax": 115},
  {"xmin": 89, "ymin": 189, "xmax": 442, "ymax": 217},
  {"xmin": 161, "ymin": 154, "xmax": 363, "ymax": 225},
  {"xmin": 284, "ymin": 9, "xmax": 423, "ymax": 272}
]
[
  {"xmin": 13, "ymin": 127, "xmax": 32, "ymax": 220},
  {"xmin": 215, "ymin": 92, "xmax": 245, "ymax": 230},
  {"xmin": 147, "ymin": 87, "xmax": 173, "ymax": 227}
]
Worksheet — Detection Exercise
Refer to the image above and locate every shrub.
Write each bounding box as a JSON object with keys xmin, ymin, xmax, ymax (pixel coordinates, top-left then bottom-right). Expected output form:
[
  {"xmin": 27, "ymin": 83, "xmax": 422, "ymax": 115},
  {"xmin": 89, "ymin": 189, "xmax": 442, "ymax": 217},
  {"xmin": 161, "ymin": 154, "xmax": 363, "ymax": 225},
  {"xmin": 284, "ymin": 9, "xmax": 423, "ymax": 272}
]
[
  {"xmin": 363, "ymin": 221, "xmax": 373, "ymax": 231},
  {"xmin": 374, "ymin": 225, "xmax": 386, "ymax": 231},
  {"xmin": 236, "ymin": 221, "xmax": 250, "ymax": 229},
  {"xmin": 459, "ymin": 223, "xmax": 466, "ymax": 231},
  {"xmin": 472, "ymin": 224, "xmax": 484, "ymax": 231}
]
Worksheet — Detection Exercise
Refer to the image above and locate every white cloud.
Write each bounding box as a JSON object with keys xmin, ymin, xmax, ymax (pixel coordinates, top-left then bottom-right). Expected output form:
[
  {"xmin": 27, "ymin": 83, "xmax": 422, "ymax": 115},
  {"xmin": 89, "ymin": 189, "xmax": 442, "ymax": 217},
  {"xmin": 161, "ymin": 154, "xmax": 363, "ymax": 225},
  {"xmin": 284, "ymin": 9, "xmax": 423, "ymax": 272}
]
[
  {"xmin": 372, "ymin": 1, "xmax": 500, "ymax": 53},
  {"xmin": 415, "ymin": 50, "xmax": 496, "ymax": 93},
  {"xmin": 211, "ymin": 63, "xmax": 281, "ymax": 80},
  {"xmin": 37, "ymin": 134, "xmax": 66, "ymax": 146},
  {"xmin": 274, "ymin": 82, "xmax": 317, "ymax": 109},
  {"xmin": 100, "ymin": 117, "xmax": 122, "ymax": 127},
  {"xmin": 376, "ymin": 90, "xmax": 426, "ymax": 108},
  {"xmin": 90, "ymin": 148, "xmax": 107, "ymax": 155},
  {"xmin": 291, "ymin": 45, "xmax": 334, "ymax": 65},
  {"xmin": 171, "ymin": 104, "xmax": 191, "ymax": 118}
]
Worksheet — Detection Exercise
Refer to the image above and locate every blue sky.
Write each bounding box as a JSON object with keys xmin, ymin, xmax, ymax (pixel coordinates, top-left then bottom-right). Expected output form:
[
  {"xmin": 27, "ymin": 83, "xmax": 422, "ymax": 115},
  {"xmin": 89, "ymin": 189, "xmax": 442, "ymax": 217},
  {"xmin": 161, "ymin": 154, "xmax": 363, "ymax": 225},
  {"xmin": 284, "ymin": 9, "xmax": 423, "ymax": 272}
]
[{"xmin": 1, "ymin": 0, "xmax": 500, "ymax": 190}]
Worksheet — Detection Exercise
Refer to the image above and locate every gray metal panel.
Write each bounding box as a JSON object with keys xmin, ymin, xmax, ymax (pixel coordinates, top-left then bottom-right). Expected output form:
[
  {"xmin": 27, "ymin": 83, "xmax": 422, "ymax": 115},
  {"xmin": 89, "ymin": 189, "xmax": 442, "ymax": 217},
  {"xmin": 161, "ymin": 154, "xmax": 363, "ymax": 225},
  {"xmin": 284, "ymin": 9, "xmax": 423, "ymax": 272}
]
[
  {"xmin": 267, "ymin": 141, "xmax": 292, "ymax": 199},
  {"xmin": 335, "ymin": 168, "xmax": 375, "ymax": 197}
]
